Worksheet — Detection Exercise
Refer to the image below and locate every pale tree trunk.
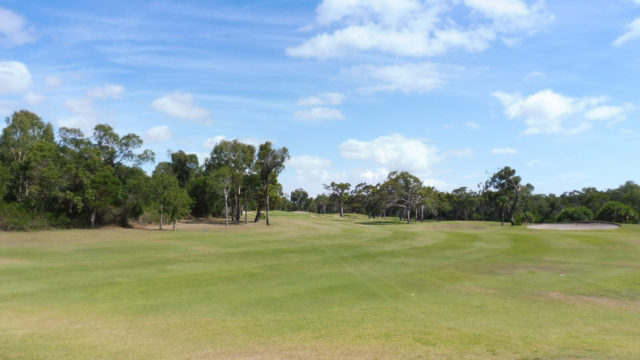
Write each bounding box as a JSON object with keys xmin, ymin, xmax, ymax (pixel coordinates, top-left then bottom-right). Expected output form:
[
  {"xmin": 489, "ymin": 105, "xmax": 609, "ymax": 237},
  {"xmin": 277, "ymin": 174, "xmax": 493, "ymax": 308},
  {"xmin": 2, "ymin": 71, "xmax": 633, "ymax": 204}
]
[
  {"xmin": 340, "ymin": 203, "xmax": 344, "ymax": 217},
  {"xmin": 406, "ymin": 208, "xmax": 410, "ymax": 224},
  {"xmin": 509, "ymin": 186, "xmax": 521, "ymax": 226},
  {"xmin": 91, "ymin": 208, "xmax": 97, "ymax": 229},
  {"xmin": 265, "ymin": 183, "xmax": 270, "ymax": 226},
  {"xmin": 173, "ymin": 219, "xmax": 177, "ymax": 231},
  {"xmin": 421, "ymin": 205, "xmax": 424, "ymax": 222},
  {"xmin": 224, "ymin": 192, "xmax": 229, "ymax": 227},
  {"xmin": 244, "ymin": 197, "xmax": 248, "ymax": 224},
  {"xmin": 323, "ymin": 204, "xmax": 326, "ymax": 214}
]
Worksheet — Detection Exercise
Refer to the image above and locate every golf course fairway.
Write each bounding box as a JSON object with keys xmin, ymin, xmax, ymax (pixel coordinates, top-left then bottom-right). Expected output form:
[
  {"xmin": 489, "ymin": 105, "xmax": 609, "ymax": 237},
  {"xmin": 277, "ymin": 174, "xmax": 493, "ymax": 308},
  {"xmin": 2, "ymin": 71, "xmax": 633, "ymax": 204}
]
[{"xmin": 1, "ymin": 212, "xmax": 639, "ymax": 359}]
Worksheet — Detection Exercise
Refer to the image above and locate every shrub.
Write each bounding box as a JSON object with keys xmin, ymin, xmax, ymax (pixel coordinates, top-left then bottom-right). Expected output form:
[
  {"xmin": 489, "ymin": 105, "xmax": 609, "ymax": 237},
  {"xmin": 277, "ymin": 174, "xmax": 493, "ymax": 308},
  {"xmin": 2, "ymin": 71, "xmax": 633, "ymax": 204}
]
[
  {"xmin": 595, "ymin": 201, "xmax": 639, "ymax": 224},
  {"xmin": 556, "ymin": 206, "xmax": 594, "ymax": 222},
  {"xmin": 0, "ymin": 203, "xmax": 50, "ymax": 231}
]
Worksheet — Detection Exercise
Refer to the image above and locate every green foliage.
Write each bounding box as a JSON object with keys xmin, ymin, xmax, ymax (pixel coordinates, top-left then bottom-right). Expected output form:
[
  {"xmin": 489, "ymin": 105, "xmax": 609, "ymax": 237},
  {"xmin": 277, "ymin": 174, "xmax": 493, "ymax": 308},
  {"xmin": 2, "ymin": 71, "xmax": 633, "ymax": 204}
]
[
  {"xmin": 595, "ymin": 201, "xmax": 639, "ymax": 223},
  {"xmin": 556, "ymin": 206, "xmax": 594, "ymax": 222}
]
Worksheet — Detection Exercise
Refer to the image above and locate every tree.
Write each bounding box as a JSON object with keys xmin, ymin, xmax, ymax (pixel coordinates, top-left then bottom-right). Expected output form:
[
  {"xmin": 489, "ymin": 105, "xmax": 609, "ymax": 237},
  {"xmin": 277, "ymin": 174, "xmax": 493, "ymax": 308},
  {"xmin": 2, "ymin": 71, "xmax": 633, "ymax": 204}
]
[
  {"xmin": 324, "ymin": 182, "xmax": 351, "ymax": 217},
  {"xmin": 595, "ymin": 201, "xmax": 639, "ymax": 223},
  {"xmin": 485, "ymin": 166, "xmax": 522, "ymax": 226},
  {"xmin": 381, "ymin": 171, "xmax": 423, "ymax": 224},
  {"xmin": 290, "ymin": 188, "xmax": 309, "ymax": 211},
  {"xmin": 205, "ymin": 140, "xmax": 256, "ymax": 223},
  {"xmin": 170, "ymin": 150, "xmax": 199, "ymax": 188},
  {"xmin": 255, "ymin": 142, "xmax": 289, "ymax": 226},
  {"xmin": 209, "ymin": 166, "xmax": 234, "ymax": 227},
  {"xmin": 151, "ymin": 163, "xmax": 188, "ymax": 230},
  {"xmin": 92, "ymin": 124, "xmax": 155, "ymax": 167}
]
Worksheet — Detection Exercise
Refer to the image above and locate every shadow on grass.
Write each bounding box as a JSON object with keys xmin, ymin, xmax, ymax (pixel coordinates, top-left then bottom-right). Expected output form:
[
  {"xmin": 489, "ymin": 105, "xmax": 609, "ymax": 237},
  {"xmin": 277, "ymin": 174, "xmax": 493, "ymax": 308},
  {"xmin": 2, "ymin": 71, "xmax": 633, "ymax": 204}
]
[{"xmin": 357, "ymin": 220, "xmax": 408, "ymax": 226}]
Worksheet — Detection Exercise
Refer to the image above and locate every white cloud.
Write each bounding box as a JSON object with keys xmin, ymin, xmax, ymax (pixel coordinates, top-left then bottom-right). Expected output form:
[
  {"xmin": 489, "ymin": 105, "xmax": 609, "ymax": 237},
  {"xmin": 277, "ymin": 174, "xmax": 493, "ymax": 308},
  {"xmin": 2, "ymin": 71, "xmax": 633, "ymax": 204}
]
[
  {"xmin": 0, "ymin": 7, "xmax": 36, "ymax": 48},
  {"xmin": 0, "ymin": 61, "xmax": 32, "ymax": 94},
  {"xmin": 295, "ymin": 107, "xmax": 344, "ymax": 122},
  {"xmin": 352, "ymin": 63, "xmax": 446, "ymax": 93},
  {"xmin": 45, "ymin": 76, "xmax": 63, "ymax": 87},
  {"xmin": 144, "ymin": 125, "xmax": 172, "ymax": 143},
  {"xmin": 614, "ymin": 18, "xmax": 640, "ymax": 46},
  {"xmin": 297, "ymin": 92, "xmax": 345, "ymax": 106},
  {"xmin": 152, "ymin": 92, "xmax": 211, "ymax": 124},
  {"xmin": 465, "ymin": 121, "xmax": 481, "ymax": 130},
  {"xmin": 287, "ymin": 0, "xmax": 552, "ymax": 59},
  {"xmin": 202, "ymin": 135, "xmax": 228, "ymax": 149},
  {"xmin": 339, "ymin": 134, "xmax": 439, "ymax": 174},
  {"xmin": 23, "ymin": 92, "xmax": 46, "ymax": 105},
  {"xmin": 491, "ymin": 147, "xmax": 519, "ymax": 155},
  {"xmin": 288, "ymin": 155, "xmax": 332, "ymax": 172},
  {"xmin": 60, "ymin": 97, "xmax": 99, "ymax": 133},
  {"xmin": 493, "ymin": 89, "xmax": 634, "ymax": 135},
  {"xmin": 87, "ymin": 84, "xmax": 125, "ymax": 98}
]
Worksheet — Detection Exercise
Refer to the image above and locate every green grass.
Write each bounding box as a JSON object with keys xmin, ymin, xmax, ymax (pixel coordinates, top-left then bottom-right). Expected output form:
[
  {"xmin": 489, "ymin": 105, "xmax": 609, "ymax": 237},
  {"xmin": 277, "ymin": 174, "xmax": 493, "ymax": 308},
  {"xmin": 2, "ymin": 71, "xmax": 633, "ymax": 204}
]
[{"xmin": 1, "ymin": 212, "xmax": 639, "ymax": 359}]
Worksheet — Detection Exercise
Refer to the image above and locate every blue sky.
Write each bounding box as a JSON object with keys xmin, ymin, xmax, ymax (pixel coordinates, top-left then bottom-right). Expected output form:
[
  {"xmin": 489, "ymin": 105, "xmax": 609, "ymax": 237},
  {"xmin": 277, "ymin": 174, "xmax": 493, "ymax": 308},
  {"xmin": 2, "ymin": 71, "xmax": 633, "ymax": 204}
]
[{"xmin": 1, "ymin": 0, "xmax": 639, "ymax": 196}]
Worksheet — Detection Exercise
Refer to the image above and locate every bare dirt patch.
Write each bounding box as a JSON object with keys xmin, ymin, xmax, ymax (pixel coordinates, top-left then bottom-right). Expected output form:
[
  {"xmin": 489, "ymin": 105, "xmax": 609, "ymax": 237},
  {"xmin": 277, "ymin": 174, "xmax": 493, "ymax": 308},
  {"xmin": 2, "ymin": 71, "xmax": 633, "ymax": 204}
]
[
  {"xmin": 527, "ymin": 223, "xmax": 620, "ymax": 230},
  {"xmin": 544, "ymin": 292, "xmax": 639, "ymax": 311}
]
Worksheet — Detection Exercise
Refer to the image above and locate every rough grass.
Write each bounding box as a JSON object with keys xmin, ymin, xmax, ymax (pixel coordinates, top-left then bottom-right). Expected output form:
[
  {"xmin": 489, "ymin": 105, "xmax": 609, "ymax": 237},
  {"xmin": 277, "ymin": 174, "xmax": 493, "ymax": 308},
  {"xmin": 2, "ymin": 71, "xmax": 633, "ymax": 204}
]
[{"xmin": 1, "ymin": 212, "xmax": 639, "ymax": 359}]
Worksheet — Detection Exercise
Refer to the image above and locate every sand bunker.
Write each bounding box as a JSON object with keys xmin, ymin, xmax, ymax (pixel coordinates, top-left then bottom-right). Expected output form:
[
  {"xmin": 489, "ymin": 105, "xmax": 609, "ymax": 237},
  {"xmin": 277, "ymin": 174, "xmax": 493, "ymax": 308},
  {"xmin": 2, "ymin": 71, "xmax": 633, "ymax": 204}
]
[{"xmin": 527, "ymin": 223, "xmax": 620, "ymax": 230}]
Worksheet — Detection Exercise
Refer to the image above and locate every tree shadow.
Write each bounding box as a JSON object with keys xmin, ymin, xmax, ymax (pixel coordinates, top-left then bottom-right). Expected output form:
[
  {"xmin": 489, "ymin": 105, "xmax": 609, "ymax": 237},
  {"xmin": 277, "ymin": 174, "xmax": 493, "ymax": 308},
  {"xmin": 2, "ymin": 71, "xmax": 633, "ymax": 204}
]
[{"xmin": 357, "ymin": 220, "xmax": 407, "ymax": 226}]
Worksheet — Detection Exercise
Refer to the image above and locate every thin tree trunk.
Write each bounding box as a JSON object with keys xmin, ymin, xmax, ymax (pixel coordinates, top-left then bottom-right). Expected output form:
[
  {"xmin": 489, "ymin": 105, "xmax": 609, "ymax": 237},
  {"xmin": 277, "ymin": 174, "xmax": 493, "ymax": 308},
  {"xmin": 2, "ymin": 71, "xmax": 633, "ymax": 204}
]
[
  {"xmin": 509, "ymin": 186, "xmax": 521, "ymax": 226},
  {"xmin": 421, "ymin": 205, "xmax": 424, "ymax": 222},
  {"xmin": 91, "ymin": 208, "xmax": 97, "ymax": 229},
  {"xmin": 173, "ymin": 218, "xmax": 176, "ymax": 231},
  {"xmin": 244, "ymin": 197, "xmax": 248, "ymax": 224},
  {"xmin": 266, "ymin": 183, "xmax": 270, "ymax": 226},
  {"xmin": 340, "ymin": 204, "xmax": 343, "ymax": 217},
  {"xmin": 159, "ymin": 204, "xmax": 163, "ymax": 230},
  {"xmin": 254, "ymin": 206, "xmax": 262, "ymax": 222},
  {"xmin": 224, "ymin": 193, "xmax": 229, "ymax": 227},
  {"xmin": 407, "ymin": 208, "xmax": 410, "ymax": 224}
]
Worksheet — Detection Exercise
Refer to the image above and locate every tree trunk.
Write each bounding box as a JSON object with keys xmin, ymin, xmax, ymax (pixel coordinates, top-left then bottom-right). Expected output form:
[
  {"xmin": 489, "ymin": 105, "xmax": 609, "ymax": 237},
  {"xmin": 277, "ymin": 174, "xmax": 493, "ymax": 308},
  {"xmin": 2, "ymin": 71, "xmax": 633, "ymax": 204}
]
[
  {"xmin": 323, "ymin": 204, "xmax": 326, "ymax": 214},
  {"xmin": 224, "ymin": 193, "xmax": 229, "ymax": 227},
  {"xmin": 254, "ymin": 206, "xmax": 262, "ymax": 222},
  {"xmin": 407, "ymin": 208, "xmax": 410, "ymax": 224},
  {"xmin": 91, "ymin": 208, "xmax": 97, "ymax": 229},
  {"xmin": 339, "ymin": 203, "xmax": 344, "ymax": 217},
  {"xmin": 173, "ymin": 219, "xmax": 176, "ymax": 231},
  {"xmin": 266, "ymin": 183, "xmax": 270, "ymax": 226},
  {"xmin": 159, "ymin": 204, "xmax": 163, "ymax": 230},
  {"xmin": 244, "ymin": 197, "xmax": 248, "ymax": 224},
  {"xmin": 421, "ymin": 205, "xmax": 424, "ymax": 222}
]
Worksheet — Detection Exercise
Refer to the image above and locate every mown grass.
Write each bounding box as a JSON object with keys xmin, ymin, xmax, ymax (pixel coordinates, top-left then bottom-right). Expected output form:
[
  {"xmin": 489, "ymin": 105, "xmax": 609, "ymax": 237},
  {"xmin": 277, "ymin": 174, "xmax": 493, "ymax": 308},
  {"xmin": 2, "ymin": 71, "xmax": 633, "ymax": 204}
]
[{"xmin": 1, "ymin": 212, "xmax": 639, "ymax": 359}]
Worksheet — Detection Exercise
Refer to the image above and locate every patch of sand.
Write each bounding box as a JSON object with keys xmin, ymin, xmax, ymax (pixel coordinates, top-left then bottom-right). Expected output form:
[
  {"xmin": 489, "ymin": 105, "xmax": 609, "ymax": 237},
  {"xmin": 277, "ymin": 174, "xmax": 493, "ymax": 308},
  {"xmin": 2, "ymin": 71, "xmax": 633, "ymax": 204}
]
[{"xmin": 527, "ymin": 223, "xmax": 620, "ymax": 230}]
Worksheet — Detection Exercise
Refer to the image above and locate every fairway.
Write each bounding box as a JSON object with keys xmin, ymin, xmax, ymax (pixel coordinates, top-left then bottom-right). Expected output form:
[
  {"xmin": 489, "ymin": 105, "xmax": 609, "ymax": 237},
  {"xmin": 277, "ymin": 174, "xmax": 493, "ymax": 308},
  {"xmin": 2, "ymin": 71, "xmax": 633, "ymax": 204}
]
[{"xmin": 1, "ymin": 213, "xmax": 639, "ymax": 359}]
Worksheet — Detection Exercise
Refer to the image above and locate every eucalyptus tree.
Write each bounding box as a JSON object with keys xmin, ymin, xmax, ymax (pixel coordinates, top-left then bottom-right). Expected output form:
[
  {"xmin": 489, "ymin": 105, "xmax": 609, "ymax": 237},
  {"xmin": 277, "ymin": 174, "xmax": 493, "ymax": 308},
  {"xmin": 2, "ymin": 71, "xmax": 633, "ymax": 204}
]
[
  {"xmin": 255, "ymin": 142, "xmax": 289, "ymax": 225},
  {"xmin": 151, "ymin": 163, "xmax": 190, "ymax": 230},
  {"xmin": 290, "ymin": 188, "xmax": 309, "ymax": 211},
  {"xmin": 209, "ymin": 166, "xmax": 234, "ymax": 227},
  {"xmin": 170, "ymin": 150, "xmax": 199, "ymax": 188},
  {"xmin": 324, "ymin": 182, "xmax": 351, "ymax": 217},
  {"xmin": 382, "ymin": 171, "xmax": 423, "ymax": 224},
  {"xmin": 484, "ymin": 166, "xmax": 522, "ymax": 225},
  {"xmin": 206, "ymin": 140, "xmax": 256, "ymax": 223}
]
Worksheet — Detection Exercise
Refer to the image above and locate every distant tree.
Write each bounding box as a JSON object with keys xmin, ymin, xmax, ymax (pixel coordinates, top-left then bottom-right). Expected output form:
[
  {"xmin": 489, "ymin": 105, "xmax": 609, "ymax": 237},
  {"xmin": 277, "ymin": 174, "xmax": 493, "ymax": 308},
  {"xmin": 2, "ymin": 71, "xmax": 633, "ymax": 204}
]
[
  {"xmin": 485, "ymin": 166, "xmax": 522, "ymax": 225},
  {"xmin": 255, "ymin": 142, "xmax": 289, "ymax": 226},
  {"xmin": 170, "ymin": 150, "xmax": 199, "ymax": 188},
  {"xmin": 151, "ymin": 163, "xmax": 190, "ymax": 230},
  {"xmin": 556, "ymin": 206, "xmax": 593, "ymax": 222},
  {"xmin": 324, "ymin": 182, "xmax": 351, "ymax": 217},
  {"xmin": 92, "ymin": 124, "xmax": 154, "ymax": 167},
  {"xmin": 290, "ymin": 188, "xmax": 309, "ymax": 211},
  {"xmin": 209, "ymin": 166, "xmax": 234, "ymax": 227},
  {"xmin": 315, "ymin": 194, "xmax": 330, "ymax": 214},
  {"xmin": 382, "ymin": 171, "xmax": 423, "ymax": 224}
]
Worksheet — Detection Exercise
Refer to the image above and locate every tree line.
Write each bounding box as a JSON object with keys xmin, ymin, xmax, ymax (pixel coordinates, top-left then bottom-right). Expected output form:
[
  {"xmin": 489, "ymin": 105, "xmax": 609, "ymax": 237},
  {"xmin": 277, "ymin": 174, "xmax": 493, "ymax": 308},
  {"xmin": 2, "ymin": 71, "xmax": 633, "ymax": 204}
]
[
  {"xmin": 282, "ymin": 171, "xmax": 640, "ymax": 225},
  {"xmin": 1, "ymin": 110, "xmax": 638, "ymax": 230},
  {"xmin": 0, "ymin": 110, "xmax": 289, "ymax": 230}
]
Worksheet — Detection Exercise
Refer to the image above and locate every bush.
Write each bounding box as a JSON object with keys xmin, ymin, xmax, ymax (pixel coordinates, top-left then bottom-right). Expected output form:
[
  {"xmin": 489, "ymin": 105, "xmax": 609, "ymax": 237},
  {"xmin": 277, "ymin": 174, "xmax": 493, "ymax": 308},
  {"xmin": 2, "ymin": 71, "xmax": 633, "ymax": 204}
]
[
  {"xmin": 556, "ymin": 206, "xmax": 594, "ymax": 222},
  {"xmin": 595, "ymin": 201, "xmax": 639, "ymax": 224},
  {"xmin": 0, "ymin": 203, "xmax": 50, "ymax": 231}
]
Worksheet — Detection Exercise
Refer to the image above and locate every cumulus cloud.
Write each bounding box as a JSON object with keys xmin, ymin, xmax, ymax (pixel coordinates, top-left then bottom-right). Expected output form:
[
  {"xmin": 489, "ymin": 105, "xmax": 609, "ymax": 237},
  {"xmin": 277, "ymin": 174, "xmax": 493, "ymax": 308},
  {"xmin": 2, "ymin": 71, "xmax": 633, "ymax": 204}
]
[
  {"xmin": 45, "ymin": 76, "xmax": 63, "ymax": 87},
  {"xmin": 352, "ymin": 63, "xmax": 446, "ymax": 93},
  {"xmin": 287, "ymin": 0, "xmax": 552, "ymax": 59},
  {"xmin": 87, "ymin": 84, "xmax": 125, "ymax": 98},
  {"xmin": 614, "ymin": 18, "xmax": 640, "ymax": 46},
  {"xmin": 339, "ymin": 134, "xmax": 439, "ymax": 174},
  {"xmin": 152, "ymin": 92, "xmax": 211, "ymax": 124},
  {"xmin": 297, "ymin": 92, "xmax": 346, "ymax": 106},
  {"xmin": 0, "ymin": 61, "xmax": 32, "ymax": 94},
  {"xmin": 60, "ymin": 97, "xmax": 99, "ymax": 133},
  {"xmin": 144, "ymin": 125, "xmax": 173, "ymax": 143},
  {"xmin": 0, "ymin": 7, "xmax": 36, "ymax": 48},
  {"xmin": 491, "ymin": 147, "xmax": 519, "ymax": 155},
  {"xmin": 493, "ymin": 89, "xmax": 634, "ymax": 135},
  {"xmin": 295, "ymin": 107, "xmax": 344, "ymax": 122}
]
